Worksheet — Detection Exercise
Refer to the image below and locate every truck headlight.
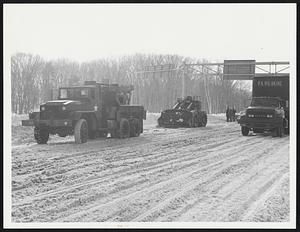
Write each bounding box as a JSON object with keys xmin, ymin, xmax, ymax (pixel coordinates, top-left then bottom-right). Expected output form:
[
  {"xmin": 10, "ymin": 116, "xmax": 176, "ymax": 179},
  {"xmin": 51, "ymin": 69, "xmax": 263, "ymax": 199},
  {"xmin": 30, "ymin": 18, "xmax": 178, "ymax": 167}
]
[
  {"xmin": 62, "ymin": 106, "xmax": 66, "ymax": 111},
  {"xmin": 248, "ymin": 114, "xmax": 254, "ymax": 118},
  {"xmin": 266, "ymin": 114, "xmax": 273, "ymax": 118},
  {"xmin": 41, "ymin": 106, "xmax": 45, "ymax": 111}
]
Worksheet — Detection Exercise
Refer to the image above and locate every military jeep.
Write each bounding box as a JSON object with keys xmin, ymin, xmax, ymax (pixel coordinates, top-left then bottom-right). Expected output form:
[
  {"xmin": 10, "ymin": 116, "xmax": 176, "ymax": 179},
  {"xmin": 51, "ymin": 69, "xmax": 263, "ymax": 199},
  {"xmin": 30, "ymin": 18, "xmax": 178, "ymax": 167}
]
[
  {"xmin": 157, "ymin": 96, "xmax": 207, "ymax": 128},
  {"xmin": 22, "ymin": 80, "xmax": 147, "ymax": 144}
]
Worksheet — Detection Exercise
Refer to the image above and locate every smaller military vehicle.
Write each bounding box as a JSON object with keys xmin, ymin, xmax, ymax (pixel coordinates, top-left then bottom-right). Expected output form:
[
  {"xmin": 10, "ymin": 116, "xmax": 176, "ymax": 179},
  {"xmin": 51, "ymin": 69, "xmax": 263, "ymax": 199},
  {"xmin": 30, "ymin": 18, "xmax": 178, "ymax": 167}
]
[
  {"xmin": 157, "ymin": 96, "xmax": 207, "ymax": 128},
  {"xmin": 22, "ymin": 80, "xmax": 147, "ymax": 144}
]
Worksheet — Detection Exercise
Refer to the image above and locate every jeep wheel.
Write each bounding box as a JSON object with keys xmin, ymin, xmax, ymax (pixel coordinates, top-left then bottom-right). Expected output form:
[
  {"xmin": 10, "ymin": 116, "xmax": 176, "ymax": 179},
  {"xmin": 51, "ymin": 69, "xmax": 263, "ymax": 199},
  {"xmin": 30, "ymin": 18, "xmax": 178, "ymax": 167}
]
[
  {"xmin": 119, "ymin": 118, "xmax": 130, "ymax": 139},
  {"xmin": 130, "ymin": 118, "xmax": 141, "ymax": 137},
  {"xmin": 34, "ymin": 127, "xmax": 49, "ymax": 144},
  {"xmin": 74, "ymin": 119, "xmax": 88, "ymax": 144},
  {"xmin": 241, "ymin": 126, "xmax": 249, "ymax": 136}
]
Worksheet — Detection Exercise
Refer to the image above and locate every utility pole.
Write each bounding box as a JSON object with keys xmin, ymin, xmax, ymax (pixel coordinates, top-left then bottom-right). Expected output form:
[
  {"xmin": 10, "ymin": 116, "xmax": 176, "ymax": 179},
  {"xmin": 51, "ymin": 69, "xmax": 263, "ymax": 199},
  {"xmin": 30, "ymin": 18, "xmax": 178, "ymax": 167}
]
[{"xmin": 181, "ymin": 64, "xmax": 185, "ymax": 98}]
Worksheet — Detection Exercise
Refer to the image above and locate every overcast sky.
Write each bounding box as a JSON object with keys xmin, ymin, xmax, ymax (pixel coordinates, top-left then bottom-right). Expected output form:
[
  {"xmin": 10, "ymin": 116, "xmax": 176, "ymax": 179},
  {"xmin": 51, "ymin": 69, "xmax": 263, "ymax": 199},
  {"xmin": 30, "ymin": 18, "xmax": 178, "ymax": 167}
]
[{"xmin": 4, "ymin": 4, "xmax": 296, "ymax": 63}]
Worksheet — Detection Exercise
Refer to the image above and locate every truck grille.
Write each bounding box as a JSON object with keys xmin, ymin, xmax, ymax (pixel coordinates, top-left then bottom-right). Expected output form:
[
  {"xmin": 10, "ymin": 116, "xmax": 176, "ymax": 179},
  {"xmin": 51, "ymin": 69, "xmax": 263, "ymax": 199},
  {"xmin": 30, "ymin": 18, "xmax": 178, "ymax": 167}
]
[
  {"xmin": 247, "ymin": 110, "xmax": 273, "ymax": 119},
  {"xmin": 40, "ymin": 106, "xmax": 69, "ymax": 120}
]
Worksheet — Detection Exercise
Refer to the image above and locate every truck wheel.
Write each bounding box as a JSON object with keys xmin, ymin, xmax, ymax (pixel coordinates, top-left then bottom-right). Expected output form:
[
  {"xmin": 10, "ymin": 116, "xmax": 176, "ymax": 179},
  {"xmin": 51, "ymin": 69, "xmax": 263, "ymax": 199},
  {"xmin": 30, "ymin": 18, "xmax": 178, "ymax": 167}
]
[
  {"xmin": 119, "ymin": 118, "xmax": 130, "ymax": 139},
  {"xmin": 130, "ymin": 118, "xmax": 141, "ymax": 137},
  {"xmin": 187, "ymin": 118, "xmax": 194, "ymax": 128},
  {"xmin": 34, "ymin": 127, "xmax": 49, "ymax": 144},
  {"xmin": 201, "ymin": 114, "xmax": 207, "ymax": 127},
  {"xmin": 241, "ymin": 126, "xmax": 249, "ymax": 136},
  {"xmin": 74, "ymin": 119, "xmax": 88, "ymax": 144}
]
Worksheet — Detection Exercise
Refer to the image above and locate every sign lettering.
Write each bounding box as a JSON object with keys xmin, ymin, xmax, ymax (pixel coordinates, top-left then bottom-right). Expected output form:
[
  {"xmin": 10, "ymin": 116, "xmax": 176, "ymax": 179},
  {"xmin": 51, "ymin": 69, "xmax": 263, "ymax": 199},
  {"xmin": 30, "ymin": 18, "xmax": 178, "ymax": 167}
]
[{"xmin": 257, "ymin": 81, "xmax": 282, "ymax": 87}]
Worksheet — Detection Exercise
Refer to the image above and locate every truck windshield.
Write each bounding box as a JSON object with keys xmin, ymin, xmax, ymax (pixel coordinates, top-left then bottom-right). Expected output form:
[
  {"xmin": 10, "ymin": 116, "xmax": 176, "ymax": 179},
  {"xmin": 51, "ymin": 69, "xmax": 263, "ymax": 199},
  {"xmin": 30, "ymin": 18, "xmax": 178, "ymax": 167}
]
[
  {"xmin": 59, "ymin": 88, "xmax": 90, "ymax": 99},
  {"xmin": 250, "ymin": 98, "xmax": 279, "ymax": 107}
]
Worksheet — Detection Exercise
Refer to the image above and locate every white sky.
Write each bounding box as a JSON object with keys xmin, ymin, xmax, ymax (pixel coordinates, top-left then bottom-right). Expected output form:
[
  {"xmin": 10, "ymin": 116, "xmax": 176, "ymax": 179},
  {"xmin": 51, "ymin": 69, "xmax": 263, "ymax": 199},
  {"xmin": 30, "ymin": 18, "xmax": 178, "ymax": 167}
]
[{"xmin": 4, "ymin": 3, "xmax": 296, "ymax": 62}]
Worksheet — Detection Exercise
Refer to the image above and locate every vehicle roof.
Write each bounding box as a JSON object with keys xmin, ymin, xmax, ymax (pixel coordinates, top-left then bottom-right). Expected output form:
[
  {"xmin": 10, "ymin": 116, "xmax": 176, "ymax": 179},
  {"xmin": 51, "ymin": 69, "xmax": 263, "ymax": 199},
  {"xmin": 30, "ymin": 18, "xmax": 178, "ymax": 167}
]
[
  {"xmin": 59, "ymin": 85, "xmax": 96, "ymax": 88},
  {"xmin": 252, "ymin": 96, "xmax": 281, "ymax": 99}
]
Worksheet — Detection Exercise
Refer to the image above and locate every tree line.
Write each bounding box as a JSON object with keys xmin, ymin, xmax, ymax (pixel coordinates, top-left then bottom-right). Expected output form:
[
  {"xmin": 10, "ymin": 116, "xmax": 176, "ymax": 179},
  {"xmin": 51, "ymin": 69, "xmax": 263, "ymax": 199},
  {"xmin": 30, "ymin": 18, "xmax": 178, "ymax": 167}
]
[{"xmin": 11, "ymin": 52, "xmax": 251, "ymax": 114}]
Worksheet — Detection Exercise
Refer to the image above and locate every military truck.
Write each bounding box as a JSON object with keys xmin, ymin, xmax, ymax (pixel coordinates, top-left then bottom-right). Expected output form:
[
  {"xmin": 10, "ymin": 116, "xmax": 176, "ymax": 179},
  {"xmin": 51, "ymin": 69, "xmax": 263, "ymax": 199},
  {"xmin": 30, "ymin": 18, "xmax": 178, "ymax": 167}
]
[
  {"xmin": 238, "ymin": 75, "xmax": 289, "ymax": 137},
  {"xmin": 157, "ymin": 96, "xmax": 207, "ymax": 128},
  {"xmin": 22, "ymin": 80, "xmax": 147, "ymax": 144}
]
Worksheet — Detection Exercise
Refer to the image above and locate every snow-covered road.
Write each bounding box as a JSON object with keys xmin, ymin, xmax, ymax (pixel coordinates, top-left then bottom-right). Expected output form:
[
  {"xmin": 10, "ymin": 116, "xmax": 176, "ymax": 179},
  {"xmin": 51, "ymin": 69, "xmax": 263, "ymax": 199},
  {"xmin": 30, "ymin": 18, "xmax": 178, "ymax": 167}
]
[{"xmin": 11, "ymin": 113, "xmax": 290, "ymax": 222}]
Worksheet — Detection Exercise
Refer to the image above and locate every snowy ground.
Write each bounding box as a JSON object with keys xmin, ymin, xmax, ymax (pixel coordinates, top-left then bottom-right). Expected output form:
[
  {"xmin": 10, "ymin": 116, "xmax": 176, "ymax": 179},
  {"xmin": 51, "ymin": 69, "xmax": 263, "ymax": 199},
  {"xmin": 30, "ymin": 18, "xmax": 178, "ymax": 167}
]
[{"xmin": 11, "ymin": 113, "xmax": 290, "ymax": 222}]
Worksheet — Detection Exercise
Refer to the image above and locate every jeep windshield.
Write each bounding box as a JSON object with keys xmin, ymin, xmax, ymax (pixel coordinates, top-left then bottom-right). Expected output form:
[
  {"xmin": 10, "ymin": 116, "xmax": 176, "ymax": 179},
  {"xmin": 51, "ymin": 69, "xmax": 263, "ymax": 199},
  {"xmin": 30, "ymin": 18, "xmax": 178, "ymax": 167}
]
[
  {"xmin": 59, "ymin": 88, "xmax": 91, "ymax": 100},
  {"xmin": 250, "ymin": 98, "xmax": 279, "ymax": 107}
]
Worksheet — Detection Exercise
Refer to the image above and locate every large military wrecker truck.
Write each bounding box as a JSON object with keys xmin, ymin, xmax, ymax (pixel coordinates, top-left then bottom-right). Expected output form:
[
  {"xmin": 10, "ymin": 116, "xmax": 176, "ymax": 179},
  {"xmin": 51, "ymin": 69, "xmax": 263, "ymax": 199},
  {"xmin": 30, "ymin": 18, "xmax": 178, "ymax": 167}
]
[
  {"xmin": 238, "ymin": 75, "xmax": 289, "ymax": 137},
  {"xmin": 22, "ymin": 80, "xmax": 147, "ymax": 144},
  {"xmin": 157, "ymin": 96, "xmax": 207, "ymax": 128}
]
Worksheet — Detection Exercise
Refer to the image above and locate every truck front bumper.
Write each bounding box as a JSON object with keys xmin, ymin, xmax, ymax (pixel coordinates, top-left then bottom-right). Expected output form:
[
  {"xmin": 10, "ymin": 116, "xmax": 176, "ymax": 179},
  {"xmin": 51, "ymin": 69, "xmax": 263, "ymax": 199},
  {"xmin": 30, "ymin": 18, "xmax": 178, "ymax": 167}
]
[
  {"xmin": 239, "ymin": 118, "xmax": 282, "ymax": 130},
  {"xmin": 22, "ymin": 119, "xmax": 73, "ymax": 127}
]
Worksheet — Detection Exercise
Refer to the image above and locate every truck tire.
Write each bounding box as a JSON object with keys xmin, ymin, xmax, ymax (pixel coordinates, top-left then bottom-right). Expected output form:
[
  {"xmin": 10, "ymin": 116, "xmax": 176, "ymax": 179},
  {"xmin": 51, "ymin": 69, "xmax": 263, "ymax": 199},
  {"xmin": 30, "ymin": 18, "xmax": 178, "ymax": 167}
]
[
  {"xmin": 74, "ymin": 119, "xmax": 88, "ymax": 144},
  {"xmin": 130, "ymin": 118, "xmax": 141, "ymax": 137},
  {"xmin": 119, "ymin": 118, "xmax": 130, "ymax": 139},
  {"xmin": 241, "ymin": 126, "xmax": 249, "ymax": 136},
  {"xmin": 34, "ymin": 127, "xmax": 49, "ymax": 144},
  {"xmin": 188, "ymin": 116, "xmax": 197, "ymax": 128},
  {"xmin": 201, "ymin": 113, "xmax": 207, "ymax": 127}
]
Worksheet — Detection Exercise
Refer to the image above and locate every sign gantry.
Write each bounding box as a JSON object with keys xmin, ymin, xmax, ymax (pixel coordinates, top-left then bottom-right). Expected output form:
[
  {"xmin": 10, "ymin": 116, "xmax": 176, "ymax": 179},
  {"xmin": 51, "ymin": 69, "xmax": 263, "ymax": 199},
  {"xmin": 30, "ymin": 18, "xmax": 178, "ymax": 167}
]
[{"xmin": 134, "ymin": 60, "xmax": 290, "ymax": 97}]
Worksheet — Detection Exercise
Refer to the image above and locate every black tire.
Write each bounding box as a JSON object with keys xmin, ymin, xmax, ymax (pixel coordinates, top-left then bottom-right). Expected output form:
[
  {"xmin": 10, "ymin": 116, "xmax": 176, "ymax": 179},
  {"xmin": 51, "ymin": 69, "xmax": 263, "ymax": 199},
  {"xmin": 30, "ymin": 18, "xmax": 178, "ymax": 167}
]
[
  {"xmin": 34, "ymin": 127, "xmax": 49, "ymax": 144},
  {"xmin": 130, "ymin": 118, "xmax": 142, "ymax": 137},
  {"xmin": 187, "ymin": 117, "xmax": 195, "ymax": 128},
  {"xmin": 134, "ymin": 119, "xmax": 142, "ymax": 136},
  {"xmin": 201, "ymin": 113, "xmax": 207, "ymax": 127},
  {"xmin": 241, "ymin": 126, "xmax": 249, "ymax": 136},
  {"xmin": 119, "ymin": 118, "xmax": 130, "ymax": 139},
  {"xmin": 74, "ymin": 119, "xmax": 88, "ymax": 144}
]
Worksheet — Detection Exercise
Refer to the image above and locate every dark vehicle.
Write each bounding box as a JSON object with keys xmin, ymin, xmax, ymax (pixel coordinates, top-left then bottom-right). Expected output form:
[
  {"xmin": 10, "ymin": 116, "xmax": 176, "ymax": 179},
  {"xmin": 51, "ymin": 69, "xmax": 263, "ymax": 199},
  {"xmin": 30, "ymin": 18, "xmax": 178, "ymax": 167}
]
[
  {"xmin": 238, "ymin": 75, "xmax": 289, "ymax": 137},
  {"xmin": 157, "ymin": 96, "xmax": 207, "ymax": 128},
  {"xmin": 22, "ymin": 80, "xmax": 147, "ymax": 144}
]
